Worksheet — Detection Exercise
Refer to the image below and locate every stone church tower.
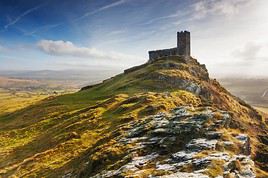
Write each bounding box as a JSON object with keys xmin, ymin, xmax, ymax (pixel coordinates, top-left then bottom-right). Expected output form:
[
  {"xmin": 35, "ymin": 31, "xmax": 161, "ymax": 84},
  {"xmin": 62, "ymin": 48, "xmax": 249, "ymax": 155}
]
[
  {"xmin": 177, "ymin": 31, "xmax": 190, "ymax": 56},
  {"xmin": 148, "ymin": 30, "xmax": 191, "ymax": 61}
]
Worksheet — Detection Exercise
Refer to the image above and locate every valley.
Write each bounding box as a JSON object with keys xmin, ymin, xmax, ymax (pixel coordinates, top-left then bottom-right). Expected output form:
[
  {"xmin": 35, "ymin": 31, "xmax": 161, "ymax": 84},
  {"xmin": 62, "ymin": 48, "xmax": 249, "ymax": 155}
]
[
  {"xmin": 219, "ymin": 78, "xmax": 268, "ymax": 108},
  {"xmin": 0, "ymin": 76, "xmax": 78, "ymax": 116}
]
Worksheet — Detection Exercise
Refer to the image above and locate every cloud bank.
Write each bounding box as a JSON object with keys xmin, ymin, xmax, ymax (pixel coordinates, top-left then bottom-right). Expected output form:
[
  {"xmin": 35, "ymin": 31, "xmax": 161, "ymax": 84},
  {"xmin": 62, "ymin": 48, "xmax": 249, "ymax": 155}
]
[{"xmin": 37, "ymin": 40, "xmax": 137, "ymax": 61}]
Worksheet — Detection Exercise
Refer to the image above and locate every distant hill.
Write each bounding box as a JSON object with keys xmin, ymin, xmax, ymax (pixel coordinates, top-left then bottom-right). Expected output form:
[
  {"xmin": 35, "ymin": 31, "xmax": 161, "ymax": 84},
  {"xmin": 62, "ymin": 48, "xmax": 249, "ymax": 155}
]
[
  {"xmin": 0, "ymin": 69, "xmax": 121, "ymax": 87},
  {"xmin": 0, "ymin": 76, "xmax": 41, "ymax": 88},
  {"xmin": 0, "ymin": 76, "xmax": 77, "ymax": 115},
  {"xmin": 0, "ymin": 56, "xmax": 267, "ymax": 177},
  {"xmin": 219, "ymin": 78, "xmax": 268, "ymax": 108}
]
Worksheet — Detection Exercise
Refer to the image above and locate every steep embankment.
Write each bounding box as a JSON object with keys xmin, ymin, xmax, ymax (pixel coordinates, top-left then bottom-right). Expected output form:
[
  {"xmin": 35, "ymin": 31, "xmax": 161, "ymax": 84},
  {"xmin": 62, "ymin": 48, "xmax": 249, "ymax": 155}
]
[{"xmin": 0, "ymin": 56, "xmax": 267, "ymax": 177}]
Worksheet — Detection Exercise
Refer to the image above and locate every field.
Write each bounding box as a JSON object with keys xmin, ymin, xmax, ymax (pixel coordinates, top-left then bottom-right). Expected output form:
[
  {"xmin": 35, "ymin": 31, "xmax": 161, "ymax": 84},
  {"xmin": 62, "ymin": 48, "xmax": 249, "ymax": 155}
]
[
  {"xmin": 219, "ymin": 78, "xmax": 268, "ymax": 108},
  {"xmin": 219, "ymin": 78, "xmax": 268, "ymax": 115},
  {"xmin": 1, "ymin": 76, "xmax": 268, "ymax": 117},
  {"xmin": 254, "ymin": 106, "xmax": 268, "ymax": 114},
  {"xmin": 0, "ymin": 88, "xmax": 49, "ymax": 115},
  {"xmin": 0, "ymin": 77, "xmax": 78, "ymax": 116}
]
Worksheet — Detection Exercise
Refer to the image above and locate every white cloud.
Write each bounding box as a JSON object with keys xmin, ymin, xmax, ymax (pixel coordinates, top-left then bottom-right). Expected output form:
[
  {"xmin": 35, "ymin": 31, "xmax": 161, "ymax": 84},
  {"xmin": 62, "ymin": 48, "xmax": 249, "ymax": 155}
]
[
  {"xmin": 4, "ymin": 3, "xmax": 44, "ymax": 29},
  {"xmin": 192, "ymin": 0, "xmax": 251, "ymax": 19},
  {"xmin": 94, "ymin": 0, "xmax": 126, "ymax": 12},
  {"xmin": 140, "ymin": 0, "xmax": 252, "ymax": 29},
  {"xmin": 109, "ymin": 30, "xmax": 126, "ymax": 36},
  {"xmin": 142, "ymin": 12, "xmax": 180, "ymax": 25},
  {"xmin": 232, "ymin": 42, "xmax": 262, "ymax": 61},
  {"xmin": 37, "ymin": 40, "xmax": 137, "ymax": 61},
  {"xmin": 24, "ymin": 23, "xmax": 63, "ymax": 36},
  {"xmin": 75, "ymin": 0, "xmax": 127, "ymax": 21}
]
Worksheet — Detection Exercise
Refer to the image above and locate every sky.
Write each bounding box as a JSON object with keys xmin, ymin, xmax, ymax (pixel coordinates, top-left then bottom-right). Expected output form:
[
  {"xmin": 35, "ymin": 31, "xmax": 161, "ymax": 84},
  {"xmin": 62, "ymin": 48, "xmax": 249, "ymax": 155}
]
[{"xmin": 0, "ymin": 0, "xmax": 268, "ymax": 78}]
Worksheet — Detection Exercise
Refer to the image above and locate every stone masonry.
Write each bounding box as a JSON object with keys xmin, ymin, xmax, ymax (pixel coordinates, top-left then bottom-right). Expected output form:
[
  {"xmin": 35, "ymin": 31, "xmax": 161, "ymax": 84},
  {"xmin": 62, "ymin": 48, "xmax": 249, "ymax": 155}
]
[{"xmin": 148, "ymin": 31, "xmax": 191, "ymax": 62}]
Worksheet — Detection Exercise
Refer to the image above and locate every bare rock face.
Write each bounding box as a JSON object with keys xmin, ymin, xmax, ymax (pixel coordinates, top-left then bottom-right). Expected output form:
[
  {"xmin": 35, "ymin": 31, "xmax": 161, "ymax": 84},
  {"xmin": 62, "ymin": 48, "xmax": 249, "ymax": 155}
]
[{"xmin": 90, "ymin": 106, "xmax": 256, "ymax": 178}]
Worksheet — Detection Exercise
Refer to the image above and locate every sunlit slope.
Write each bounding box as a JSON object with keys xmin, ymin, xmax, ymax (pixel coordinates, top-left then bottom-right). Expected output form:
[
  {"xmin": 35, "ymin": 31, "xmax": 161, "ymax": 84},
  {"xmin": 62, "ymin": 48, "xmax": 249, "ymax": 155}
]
[
  {"xmin": 0, "ymin": 76, "xmax": 77, "ymax": 116},
  {"xmin": 0, "ymin": 56, "xmax": 267, "ymax": 177},
  {"xmin": 0, "ymin": 88, "xmax": 49, "ymax": 115}
]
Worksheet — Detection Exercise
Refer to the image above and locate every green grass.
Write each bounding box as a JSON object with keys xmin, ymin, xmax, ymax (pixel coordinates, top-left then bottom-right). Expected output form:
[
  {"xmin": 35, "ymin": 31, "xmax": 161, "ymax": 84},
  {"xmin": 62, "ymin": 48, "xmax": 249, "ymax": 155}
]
[
  {"xmin": 0, "ymin": 88, "xmax": 49, "ymax": 115},
  {"xmin": 1, "ymin": 56, "xmax": 266, "ymax": 177},
  {"xmin": 55, "ymin": 57, "xmax": 201, "ymax": 108},
  {"xmin": 0, "ymin": 57, "xmax": 204, "ymax": 177},
  {"xmin": 0, "ymin": 89, "xmax": 200, "ymax": 177}
]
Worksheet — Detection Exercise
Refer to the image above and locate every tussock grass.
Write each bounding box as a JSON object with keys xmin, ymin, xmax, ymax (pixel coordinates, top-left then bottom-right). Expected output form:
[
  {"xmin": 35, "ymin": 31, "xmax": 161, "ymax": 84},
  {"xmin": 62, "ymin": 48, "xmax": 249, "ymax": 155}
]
[{"xmin": 0, "ymin": 56, "xmax": 267, "ymax": 177}]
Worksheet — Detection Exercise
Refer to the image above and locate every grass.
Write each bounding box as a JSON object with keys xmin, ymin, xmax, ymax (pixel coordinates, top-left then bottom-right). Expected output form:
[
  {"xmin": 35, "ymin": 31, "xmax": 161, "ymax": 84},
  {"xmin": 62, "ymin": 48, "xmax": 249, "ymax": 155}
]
[
  {"xmin": 254, "ymin": 106, "xmax": 268, "ymax": 114},
  {"xmin": 0, "ymin": 56, "xmax": 267, "ymax": 177},
  {"xmin": 0, "ymin": 88, "xmax": 49, "ymax": 115},
  {"xmin": 0, "ymin": 87, "xmax": 201, "ymax": 176},
  {"xmin": 0, "ymin": 86, "xmax": 201, "ymax": 177},
  {"xmin": 205, "ymin": 160, "xmax": 225, "ymax": 177}
]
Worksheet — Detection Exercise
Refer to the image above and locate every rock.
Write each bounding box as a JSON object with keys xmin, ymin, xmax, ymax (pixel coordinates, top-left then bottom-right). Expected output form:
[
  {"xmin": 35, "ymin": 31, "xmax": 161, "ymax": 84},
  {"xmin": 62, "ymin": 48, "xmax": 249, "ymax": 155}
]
[
  {"xmin": 62, "ymin": 173, "xmax": 73, "ymax": 178},
  {"xmin": 151, "ymin": 128, "xmax": 171, "ymax": 135},
  {"xmin": 172, "ymin": 106, "xmax": 190, "ymax": 117},
  {"xmin": 156, "ymin": 163, "xmax": 176, "ymax": 171},
  {"xmin": 208, "ymin": 152, "xmax": 230, "ymax": 161},
  {"xmin": 117, "ymin": 153, "xmax": 159, "ymax": 174},
  {"xmin": 185, "ymin": 82, "xmax": 202, "ymax": 95},
  {"xmin": 235, "ymin": 134, "xmax": 251, "ymax": 155},
  {"xmin": 206, "ymin": 131, "xmax": 222, "ymax": 139},
  {"xmin": 186, "ymin": 138, "xmax": 218, "ymax": 151},
  {"xmin": 128, "ymin": 125, "xmax": 146, "ymax": 137},
  {"xmin": 151, "ymin": 117, "xmax": 170, "ymax": 128},
  {"xmin": 171, "ymin": 151, "xmax": 196, "ymax": 162},
  {"xmin": 224, "ymin": 155, "xmax": 255, "ymax": 178},
  {"xmin": 223, "ymin": 141, "xmax": 234, "ymax": 147},
  {"xmin": 91, "ymin": 106, "xmax": 256, "ymax": 178},
  {"xmin": 192, "ymin": 157, "xmax": 212, "ymax": 169},
  {"xmin": 157, "ymin": 172, "xmax": 209, "ymax": 178},
  {"xmin": 235, "ymin": 134, "xmax": 248, "ymax": 142}
]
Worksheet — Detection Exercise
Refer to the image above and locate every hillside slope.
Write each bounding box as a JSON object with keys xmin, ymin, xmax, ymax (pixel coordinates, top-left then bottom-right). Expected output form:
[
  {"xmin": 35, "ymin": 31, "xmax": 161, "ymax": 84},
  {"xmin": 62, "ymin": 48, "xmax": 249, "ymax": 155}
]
[{"xmin": 0, "ymin": 56, "xmax": 268, "ymax": 177}]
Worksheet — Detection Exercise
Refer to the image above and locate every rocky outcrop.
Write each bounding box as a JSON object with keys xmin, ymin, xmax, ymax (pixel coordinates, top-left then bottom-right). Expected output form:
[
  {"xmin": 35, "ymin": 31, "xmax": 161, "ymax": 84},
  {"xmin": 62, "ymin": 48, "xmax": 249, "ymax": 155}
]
[
  {"xmin": 55, "ymin": 56, "xmax": 268, "ymax": 178},
  {"xmin": 90, "ymin": 106, "xmax": 255, "ymax": 178}
]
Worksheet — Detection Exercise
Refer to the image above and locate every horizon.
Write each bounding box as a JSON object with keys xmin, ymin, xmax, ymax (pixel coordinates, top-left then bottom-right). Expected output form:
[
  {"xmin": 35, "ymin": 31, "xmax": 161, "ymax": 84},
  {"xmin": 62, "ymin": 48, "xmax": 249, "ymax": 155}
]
[
  {"xmin": 1, "ymin": 0, "xmax": 268, "ymax": 78},
  {"xmin": 1, "ymin": 1, "xmax": 268, "ymax": 177}
]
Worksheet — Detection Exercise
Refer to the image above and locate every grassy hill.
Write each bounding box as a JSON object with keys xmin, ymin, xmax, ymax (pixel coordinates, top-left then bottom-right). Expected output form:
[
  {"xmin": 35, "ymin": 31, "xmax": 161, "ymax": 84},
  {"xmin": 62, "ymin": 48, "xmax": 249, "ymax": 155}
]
[{"xmin": 0, "ymin": 56, "xmax": 268, "ymax": 177}]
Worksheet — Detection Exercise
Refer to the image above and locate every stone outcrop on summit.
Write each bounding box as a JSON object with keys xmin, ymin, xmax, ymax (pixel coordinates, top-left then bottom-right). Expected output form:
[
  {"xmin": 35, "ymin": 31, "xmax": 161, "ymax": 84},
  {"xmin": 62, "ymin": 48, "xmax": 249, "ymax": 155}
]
[
  {"xmin": 92, "ymin": 107, "xmax": 255, "ymax": 178},
  {"xmin": 76, "ymin": 55, "xmax": 268, "ymax": 178}
]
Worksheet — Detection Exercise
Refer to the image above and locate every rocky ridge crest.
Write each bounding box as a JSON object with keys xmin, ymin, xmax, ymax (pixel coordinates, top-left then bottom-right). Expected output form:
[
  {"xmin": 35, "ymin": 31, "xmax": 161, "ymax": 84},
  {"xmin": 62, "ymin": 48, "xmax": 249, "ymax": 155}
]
[{"xmin": 76, "ymin": 56, "xmax": 268, "ymax": 177}]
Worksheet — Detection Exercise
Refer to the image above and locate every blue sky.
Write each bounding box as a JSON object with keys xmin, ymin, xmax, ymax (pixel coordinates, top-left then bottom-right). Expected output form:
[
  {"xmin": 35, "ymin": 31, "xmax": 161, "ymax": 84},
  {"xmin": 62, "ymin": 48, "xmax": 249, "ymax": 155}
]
[{"xmin": 0, "ymin": 0, "xmax": 268, "ymax": 77}]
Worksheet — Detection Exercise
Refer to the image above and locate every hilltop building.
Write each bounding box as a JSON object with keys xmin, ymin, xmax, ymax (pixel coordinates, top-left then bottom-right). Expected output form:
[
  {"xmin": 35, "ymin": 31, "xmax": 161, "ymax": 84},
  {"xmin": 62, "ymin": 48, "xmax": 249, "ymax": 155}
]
[{"xmin": 148, "ymin": 31, "xmax": 190, "ymax": 62}]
